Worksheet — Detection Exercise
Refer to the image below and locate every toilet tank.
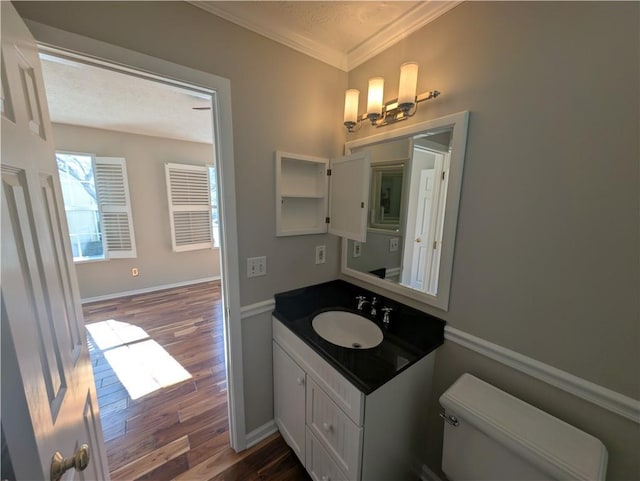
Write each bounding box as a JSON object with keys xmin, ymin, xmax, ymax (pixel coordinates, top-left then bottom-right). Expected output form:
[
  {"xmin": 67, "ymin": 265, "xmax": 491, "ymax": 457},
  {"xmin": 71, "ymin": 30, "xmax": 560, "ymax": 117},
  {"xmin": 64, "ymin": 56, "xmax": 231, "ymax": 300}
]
[{"xmin": 439, "ymin": 374, "xmax": 608, "ymax": 481}]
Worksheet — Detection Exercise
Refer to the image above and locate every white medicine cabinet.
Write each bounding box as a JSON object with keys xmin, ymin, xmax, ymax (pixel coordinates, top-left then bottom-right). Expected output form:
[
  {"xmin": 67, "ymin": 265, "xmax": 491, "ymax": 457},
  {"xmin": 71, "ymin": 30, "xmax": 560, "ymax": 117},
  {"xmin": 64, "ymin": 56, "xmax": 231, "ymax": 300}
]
[{"xmin": 275, "ymin": 151, "xmax": 370, "ymax": 241}]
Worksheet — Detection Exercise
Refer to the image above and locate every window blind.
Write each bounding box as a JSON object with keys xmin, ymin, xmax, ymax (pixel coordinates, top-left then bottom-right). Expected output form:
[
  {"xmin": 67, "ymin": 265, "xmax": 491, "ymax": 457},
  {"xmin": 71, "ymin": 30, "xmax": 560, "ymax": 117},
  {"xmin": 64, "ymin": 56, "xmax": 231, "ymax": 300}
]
[
  {"xmin": 94, "ymin": 157, "xmax": 137, "ymax": 258},
  {"xmin": 165, "ymin": 163, "xmax": 213, "ymax": 252}
]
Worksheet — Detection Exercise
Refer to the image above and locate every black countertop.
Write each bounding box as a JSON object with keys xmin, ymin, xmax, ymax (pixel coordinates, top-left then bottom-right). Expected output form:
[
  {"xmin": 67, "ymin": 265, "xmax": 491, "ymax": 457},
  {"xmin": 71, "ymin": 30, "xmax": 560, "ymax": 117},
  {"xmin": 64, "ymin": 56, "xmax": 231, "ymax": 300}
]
[{"xmin": 273, "ymin": 279, "xmax": 445, "ymax": 395}]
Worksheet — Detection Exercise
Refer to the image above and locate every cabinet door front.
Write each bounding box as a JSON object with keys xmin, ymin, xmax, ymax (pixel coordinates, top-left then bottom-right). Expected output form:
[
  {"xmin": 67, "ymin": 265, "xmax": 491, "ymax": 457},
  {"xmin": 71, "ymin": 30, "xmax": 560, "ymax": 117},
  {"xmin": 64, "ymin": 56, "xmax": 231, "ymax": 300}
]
[{"xmin": 273, "ymin": 341, "xmax": 306, "ymax": 464}]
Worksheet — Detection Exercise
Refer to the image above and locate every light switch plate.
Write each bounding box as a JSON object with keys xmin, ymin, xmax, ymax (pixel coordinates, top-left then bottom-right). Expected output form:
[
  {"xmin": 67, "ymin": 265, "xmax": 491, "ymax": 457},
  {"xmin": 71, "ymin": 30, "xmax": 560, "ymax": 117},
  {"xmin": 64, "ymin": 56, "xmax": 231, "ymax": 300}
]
[
  {"xmin": 353, "ymin": 241, "xmax": 362, "ymax": 258},
  {"xmin": 247, "ymin": 256, "xmax": 267, "ymax": 278},
  {"xmin": 389, "ymin": 238, "xmax": 399, "ymax": 252},
  {"xmin": 315, "ymin": 245, "xmax": 326, "ymax": 264}
]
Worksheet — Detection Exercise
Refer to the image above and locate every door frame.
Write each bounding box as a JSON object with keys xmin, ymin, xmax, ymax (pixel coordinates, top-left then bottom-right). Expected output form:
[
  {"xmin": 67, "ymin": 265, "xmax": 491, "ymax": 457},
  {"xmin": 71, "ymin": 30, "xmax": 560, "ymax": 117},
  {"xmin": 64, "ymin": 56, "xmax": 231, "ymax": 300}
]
[{"xmin": 25, "ymin": 20, "xmax": 248, "ymax": 450}]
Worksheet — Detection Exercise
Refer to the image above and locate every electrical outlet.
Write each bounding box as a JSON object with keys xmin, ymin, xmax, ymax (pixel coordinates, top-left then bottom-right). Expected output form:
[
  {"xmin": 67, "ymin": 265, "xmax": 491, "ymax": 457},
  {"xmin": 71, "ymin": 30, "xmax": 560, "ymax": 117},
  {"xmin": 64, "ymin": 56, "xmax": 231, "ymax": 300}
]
[
  {"xmin": 131, "ymin": 267, "xmax": 139, "ymax": 277},
  {"xmin": 389, "ymin": 238, "xmax": 399, "ymax": 252},
  {"xmin": 247, "ymin": 256, "xmax": 267, "ymax": 278},
  {"xmin": 315, "ymin": 245, "xmax": 326, "ymax": 264},
  {"xmin": 353, "ymin": 241, "xmax": 362, "ymax": 258}
]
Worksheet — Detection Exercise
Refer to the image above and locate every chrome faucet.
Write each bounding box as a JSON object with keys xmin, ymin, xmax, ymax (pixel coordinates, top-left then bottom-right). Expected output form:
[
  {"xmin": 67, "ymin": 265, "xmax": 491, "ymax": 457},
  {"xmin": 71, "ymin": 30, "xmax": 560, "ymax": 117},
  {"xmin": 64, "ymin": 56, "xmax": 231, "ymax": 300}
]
[
  {"xmin": 381, "ymin": 307, "xmax": 394, "ymax": 329},
  {"xmin": 355, "ymin": 295, "xmax": 369, "ymax": 311}
]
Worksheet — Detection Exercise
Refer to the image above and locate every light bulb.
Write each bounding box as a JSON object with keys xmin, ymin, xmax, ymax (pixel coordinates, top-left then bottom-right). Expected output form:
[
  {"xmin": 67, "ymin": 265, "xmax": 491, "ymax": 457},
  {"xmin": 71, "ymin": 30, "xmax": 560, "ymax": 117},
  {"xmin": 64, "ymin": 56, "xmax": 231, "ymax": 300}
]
[
  {"xmin": 398, "ymin": 62, "xmax": 418, "ymax": 111},
  {"xmin": 343, "ymin": 89, "xmax": 359, "ymax": 129},
  {"xmin": 366, "ymin": 77, "xmax": 384, "ymax": 123}
]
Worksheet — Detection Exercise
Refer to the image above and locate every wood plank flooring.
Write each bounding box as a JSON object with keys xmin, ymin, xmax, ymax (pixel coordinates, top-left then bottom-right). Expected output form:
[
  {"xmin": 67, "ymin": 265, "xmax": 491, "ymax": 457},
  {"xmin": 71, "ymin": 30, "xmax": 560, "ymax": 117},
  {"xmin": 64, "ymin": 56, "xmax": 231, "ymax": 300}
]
[{"xmin": 83, "ymin": 281, "xmax": 309, "ymax": 481}]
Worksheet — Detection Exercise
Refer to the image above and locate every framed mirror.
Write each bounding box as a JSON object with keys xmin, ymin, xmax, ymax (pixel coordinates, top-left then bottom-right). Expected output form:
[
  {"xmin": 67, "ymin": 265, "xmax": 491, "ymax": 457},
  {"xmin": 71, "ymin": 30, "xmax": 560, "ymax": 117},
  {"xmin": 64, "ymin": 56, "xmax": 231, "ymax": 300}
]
[{"xmin": 341, "ymin": 111, "xmax": 469, "ymax": 311}]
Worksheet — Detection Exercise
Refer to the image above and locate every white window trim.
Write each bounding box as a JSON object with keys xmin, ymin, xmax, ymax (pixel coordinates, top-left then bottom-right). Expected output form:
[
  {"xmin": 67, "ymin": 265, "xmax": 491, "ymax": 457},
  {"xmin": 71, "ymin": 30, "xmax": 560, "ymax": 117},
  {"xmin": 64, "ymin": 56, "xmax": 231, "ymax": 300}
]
[
  {"xmin": 165, "ymin": 162, "xmax": 213, "ymax": 252},
  {"xmin": 94, "ymin": 156, "xmax": 137, "ymax": 259},
  {"xmin": 57, "ymin": 151, "xmax": 137, "ymax": 262}
]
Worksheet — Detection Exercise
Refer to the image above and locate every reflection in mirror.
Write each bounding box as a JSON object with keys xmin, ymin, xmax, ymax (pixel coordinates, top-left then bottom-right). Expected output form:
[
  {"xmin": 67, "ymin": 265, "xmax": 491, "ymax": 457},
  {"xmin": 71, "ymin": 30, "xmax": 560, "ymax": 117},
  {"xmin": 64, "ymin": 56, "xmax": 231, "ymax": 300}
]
[
  {"xmin": 369, "ymin": 163, "xmax": 404, "ymax": 231},
  {"xmin": 342, "ymin": 112, "xmax": 469, "ymax": 311}
]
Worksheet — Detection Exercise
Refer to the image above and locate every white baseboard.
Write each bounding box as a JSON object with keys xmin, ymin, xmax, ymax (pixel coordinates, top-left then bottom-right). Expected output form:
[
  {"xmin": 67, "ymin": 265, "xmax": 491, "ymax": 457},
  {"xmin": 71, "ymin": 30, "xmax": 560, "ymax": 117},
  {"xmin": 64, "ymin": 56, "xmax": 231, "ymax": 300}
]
[
  {"xmin": 80, "ymin": 276, "xmax": 220, "ymax": 304},
  {"xmin": 445, "ymin": 326, "xmax": 640, "ymax": 424},
  {"xmin": 421, "ymin": 464, "xmax": 444, "ymax": 481},
  {"xmin": 245, "ymin": 420, "xmax": 278, "ymax": 449}
]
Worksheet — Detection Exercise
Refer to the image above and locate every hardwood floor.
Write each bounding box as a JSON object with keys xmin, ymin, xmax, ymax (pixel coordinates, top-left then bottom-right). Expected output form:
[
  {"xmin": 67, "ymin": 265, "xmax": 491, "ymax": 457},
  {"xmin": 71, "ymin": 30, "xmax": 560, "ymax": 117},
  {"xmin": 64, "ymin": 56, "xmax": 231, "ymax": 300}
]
[{"xmin": 83, "ymin": 281, "xmax": 309, "ymax": 481}]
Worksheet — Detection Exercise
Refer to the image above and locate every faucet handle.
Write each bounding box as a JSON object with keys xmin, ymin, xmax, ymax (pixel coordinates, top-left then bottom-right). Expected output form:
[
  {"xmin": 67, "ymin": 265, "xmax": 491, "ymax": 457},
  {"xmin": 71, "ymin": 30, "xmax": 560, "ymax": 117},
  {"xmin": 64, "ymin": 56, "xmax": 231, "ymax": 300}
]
[
  {"xmin": 381, "ymin": 306, "xmax": 394, "ymax": 326},
  {"xmin": 355, "ymin": 295, "xmax": 368, "ymax": 310}
]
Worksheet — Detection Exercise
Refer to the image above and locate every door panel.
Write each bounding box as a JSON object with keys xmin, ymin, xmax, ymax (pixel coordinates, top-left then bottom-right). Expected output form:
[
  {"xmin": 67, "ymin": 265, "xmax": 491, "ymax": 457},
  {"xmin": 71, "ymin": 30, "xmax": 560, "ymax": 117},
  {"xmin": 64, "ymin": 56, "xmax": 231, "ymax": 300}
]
[
  {"xmin": 328, "ymin": 152, "xmax": 370, "ymax": 242},
  {"xmin": 1, "ymin": 3, "xmax": 109, "ymax": 480}
]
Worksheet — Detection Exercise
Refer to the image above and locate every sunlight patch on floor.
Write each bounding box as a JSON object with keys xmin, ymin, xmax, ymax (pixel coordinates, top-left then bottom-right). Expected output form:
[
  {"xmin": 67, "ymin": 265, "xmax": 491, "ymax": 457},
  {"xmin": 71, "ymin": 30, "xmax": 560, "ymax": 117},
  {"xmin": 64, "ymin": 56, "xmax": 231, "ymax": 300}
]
[{"xmin": 86, "ymin": 320, "xmax": 192, "ymax": 399}]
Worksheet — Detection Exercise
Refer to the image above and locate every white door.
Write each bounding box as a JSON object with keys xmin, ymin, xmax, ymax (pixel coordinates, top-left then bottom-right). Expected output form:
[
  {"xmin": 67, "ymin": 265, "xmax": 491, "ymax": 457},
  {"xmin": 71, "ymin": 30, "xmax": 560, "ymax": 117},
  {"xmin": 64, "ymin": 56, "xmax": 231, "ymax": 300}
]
[
  {"xmin": 328, "ymin": 151, "xmax": 370, "ymax": 242},
  {"xmin": 408, "ymin": 169, "xmax": 436, "ymax": 290},
  {"xmin": 401, "ymin": 148, "xmax": 446, "ymax": 292},
  {"xmin": 1, "ymin": 4, "xmax": 110, "ymax": 480}
]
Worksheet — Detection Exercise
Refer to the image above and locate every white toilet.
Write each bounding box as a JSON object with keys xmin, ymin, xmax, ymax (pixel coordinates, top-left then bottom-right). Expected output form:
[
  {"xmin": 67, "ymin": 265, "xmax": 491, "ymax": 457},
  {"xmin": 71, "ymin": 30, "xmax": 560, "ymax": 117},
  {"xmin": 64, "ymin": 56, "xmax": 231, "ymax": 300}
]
[{"xmin": 439, "ymin": 373, "xmax": 608, "ymax": 480}]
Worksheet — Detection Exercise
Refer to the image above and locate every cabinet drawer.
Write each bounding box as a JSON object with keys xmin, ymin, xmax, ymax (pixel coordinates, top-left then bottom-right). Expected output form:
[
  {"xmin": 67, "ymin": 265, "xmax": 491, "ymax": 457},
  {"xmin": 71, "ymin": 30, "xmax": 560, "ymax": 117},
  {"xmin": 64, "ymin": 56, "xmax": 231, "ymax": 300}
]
[
  {"xmin": 273, "ymin": 317, "xmax": 364, "ymax": 424},
  {"xmin": 306, "ymin": 428, "xmax": 349, "ymax": 481},
  {"xmin": 306, "ymin": 378, "xmax": 362, "ymax": 480}
]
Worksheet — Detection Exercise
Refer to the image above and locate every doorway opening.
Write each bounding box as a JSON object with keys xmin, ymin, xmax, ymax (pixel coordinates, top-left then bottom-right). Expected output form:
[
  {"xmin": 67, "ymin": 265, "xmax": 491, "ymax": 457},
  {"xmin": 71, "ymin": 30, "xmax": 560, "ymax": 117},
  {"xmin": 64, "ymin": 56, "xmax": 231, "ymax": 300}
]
[{"xmin": 39, "ymin": 49, "xmax": 236, "ymax": 479}]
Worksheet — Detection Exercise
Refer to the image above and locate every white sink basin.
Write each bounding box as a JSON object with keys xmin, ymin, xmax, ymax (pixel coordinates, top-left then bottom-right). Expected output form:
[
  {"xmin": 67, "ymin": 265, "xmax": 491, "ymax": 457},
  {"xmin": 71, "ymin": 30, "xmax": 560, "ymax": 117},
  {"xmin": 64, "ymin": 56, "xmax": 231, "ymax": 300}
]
[{"xmin": 312, "ymin": 311, "xmax": 383, "ymax": 349}]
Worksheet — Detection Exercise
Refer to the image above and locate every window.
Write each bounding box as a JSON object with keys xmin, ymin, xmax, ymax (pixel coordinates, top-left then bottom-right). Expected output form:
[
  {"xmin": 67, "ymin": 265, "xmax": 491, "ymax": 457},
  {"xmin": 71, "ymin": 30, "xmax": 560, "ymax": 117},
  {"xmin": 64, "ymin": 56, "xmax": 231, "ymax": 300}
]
[
  {"xmin": 165, "ymin": 162, "xmax": 219, "ymax": 252},
  {"xmin": 57, "ymin": 152, "xmax": 136, "ymax": 262}
]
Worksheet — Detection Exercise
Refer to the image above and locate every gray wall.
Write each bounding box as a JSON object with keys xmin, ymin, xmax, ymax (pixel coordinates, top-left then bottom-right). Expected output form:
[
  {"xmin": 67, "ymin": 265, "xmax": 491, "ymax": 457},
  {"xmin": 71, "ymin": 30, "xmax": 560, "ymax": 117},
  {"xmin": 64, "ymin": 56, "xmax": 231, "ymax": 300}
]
[
  {"xmin": 347, "ymin": 0, "xmax": 639, "ymax": 401},
  {"xmin": 14, "ymin": 0, "xmax": 346, "ymax": 435},
  {"xmin": 52, "ymin": 123, "xmax": 220, "ymax": 299},
  {"xmin": 346, "ymin": 2, "xmax": 639, "ymax": 479},
  {"xmin": 346, "ymin": 234, "xmax": 402, "ymax": 275},
  {"xmin": 15, "ymin": 0, "xmax": 347, "ymax": 307},
  {"xmin": 17, "ymin": 2, "xmax": 639, "ymax": 478}
]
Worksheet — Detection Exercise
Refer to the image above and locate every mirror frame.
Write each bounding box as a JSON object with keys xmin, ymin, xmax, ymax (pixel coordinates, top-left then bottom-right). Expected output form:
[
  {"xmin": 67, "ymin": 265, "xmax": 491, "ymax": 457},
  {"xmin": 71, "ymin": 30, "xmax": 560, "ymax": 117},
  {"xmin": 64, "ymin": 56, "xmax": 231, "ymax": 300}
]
[{"xmin": 341, "ymin": 111, "xmax": 469, "ymax": 311}]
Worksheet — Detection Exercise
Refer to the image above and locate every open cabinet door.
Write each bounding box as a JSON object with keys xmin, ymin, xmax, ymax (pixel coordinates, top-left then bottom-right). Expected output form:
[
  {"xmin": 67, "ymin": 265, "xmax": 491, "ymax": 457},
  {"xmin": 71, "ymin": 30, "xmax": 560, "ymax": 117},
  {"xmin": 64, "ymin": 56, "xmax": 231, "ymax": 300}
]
[
  {"xmin": 1, "ymin": 3, "xmax": 110, "ymax": 480},
  {"xmin": 328, "ymin": 151, "xmax": 370, "ymax": 242}
]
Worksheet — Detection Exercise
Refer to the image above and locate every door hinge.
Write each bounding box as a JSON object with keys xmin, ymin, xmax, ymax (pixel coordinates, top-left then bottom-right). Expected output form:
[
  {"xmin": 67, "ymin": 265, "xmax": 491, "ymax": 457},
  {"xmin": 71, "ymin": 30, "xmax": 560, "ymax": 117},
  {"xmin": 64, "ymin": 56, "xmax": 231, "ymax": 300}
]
[
  {"xmin": 442, "ymin": 171, "xmax": 446, "ymax": 180},
  {"xmin": 361, "ymin": 202, "xmax": 365, "ymax": 208},
  {"xmin": 325, "ymin": 217, "xmax": 330, "ymax": 223},
  {"xmin": 433, "ymin": 241, "xmax": 438, "ymax": 249},
  {"xmin": 327, "ymin": 169, "xmax": 332, "ymax": 176}
]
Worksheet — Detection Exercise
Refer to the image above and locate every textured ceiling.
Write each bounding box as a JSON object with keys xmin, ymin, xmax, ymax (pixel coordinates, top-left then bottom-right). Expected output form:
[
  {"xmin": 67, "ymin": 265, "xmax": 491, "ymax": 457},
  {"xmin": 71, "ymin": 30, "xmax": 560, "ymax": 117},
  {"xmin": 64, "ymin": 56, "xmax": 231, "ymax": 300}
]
[
  {"xmin": 41, "ymin": 54, "xmax": 214, "ymax": 144},
  {"xmin": 40, "ymin": 1, "xmax": 460, "ymax": 142},
  {"xmin": 194, "ymin": 1, "xmax": 460, "ymax": 70}
]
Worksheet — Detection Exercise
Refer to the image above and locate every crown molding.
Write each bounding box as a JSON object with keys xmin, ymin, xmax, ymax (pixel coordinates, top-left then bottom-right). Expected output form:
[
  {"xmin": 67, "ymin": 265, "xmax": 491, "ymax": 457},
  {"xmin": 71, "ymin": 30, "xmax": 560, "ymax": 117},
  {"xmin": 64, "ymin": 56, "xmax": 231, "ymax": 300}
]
[
  {"xmin": 188, "ymin": 1, "xmax": 462, "ymax": 72},
  {"xmin": 190, "ymin": 1, "xmax": 348, "ymax": 71},
  {"xmin": 347, "ymin": 1, "xmax": 462, "ymax": 70}
]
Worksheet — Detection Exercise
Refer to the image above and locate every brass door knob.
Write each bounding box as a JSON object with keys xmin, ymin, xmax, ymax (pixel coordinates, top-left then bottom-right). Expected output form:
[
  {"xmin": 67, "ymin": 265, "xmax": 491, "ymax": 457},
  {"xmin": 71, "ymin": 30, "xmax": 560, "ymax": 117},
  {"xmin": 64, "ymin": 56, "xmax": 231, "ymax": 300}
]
[{"xmin": 51, "ymin": 444, "xmax": 90, "ymax": 481}]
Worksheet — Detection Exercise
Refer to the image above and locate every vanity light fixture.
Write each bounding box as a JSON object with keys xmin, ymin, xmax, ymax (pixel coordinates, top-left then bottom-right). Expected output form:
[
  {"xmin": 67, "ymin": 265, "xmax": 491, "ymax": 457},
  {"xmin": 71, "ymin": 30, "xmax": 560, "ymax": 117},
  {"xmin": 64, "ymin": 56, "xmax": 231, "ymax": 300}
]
[{"xmin": 343, "ymin": 62, "xmax": 440, "ymax": 133}]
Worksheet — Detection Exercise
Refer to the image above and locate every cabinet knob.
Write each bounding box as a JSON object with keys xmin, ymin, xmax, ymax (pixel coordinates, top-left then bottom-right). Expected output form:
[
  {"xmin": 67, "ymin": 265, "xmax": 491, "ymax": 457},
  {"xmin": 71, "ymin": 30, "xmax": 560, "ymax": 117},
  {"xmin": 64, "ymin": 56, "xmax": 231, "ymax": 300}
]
[
  {"xmin": 296, "ymin": 377, "xmax": 305, "ymax": 386},
  {"xmin": 322, "ymin": 422, "xmax": 333, "ymax": 433}
]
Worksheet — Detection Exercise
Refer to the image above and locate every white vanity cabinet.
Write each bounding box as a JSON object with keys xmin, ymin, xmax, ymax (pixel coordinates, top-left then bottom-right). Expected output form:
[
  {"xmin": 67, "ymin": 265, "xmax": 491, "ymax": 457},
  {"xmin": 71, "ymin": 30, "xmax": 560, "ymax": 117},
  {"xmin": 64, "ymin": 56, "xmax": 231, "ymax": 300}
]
[{"xmin": 272, "ymin": 317, "xmax": 435, "ymax": 481}]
